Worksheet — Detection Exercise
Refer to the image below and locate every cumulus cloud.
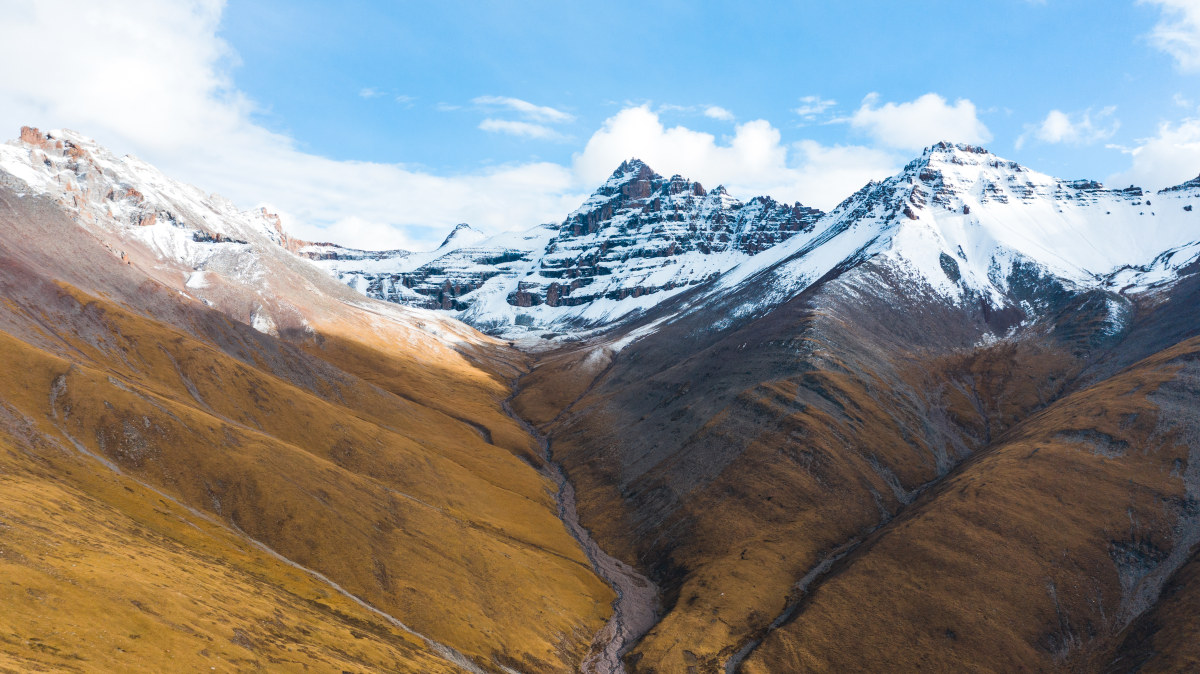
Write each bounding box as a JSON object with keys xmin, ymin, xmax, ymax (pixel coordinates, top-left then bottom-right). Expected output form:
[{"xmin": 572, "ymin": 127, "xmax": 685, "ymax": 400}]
[
  {"xmin": 848, "ymin": 93, "xmax": 992, "ymax": 150},
  {"xmin": 1108, "ymin": 117, "xmax": 1200, "ymax": 189},
  {"xmin": 795, "ymin": 95, "xmax": 836, "ymax": 120},
  {"xmin": 573, "ymin": 106, "xmax": 897, "ymax": 210},
  {"xmin": 1016, "ymin": 107, "xmax": 1119, "ymax": 149},
  {"xmin": 1141, "ymin": 0, "xmax": 1200, "ymax": 71},
  {"xmin": 0, "ymin": 0, "xmax": 586, "ymax": 250},
  {"xmin": 471, "ymin": 95, "xmax": 574, "ymax": 123},
  {"xmin": 704, "ymin": 106, "xmax": 735, "ymax": 121},
  {"xmin": 478, "ymin": 118, "xmax": 567, "ymax": 141}
]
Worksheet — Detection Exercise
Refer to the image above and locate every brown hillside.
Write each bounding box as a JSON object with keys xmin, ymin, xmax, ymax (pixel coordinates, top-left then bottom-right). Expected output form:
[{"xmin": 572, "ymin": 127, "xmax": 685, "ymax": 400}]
[{"xmin": 0, "ymin": 184, "xmax": 613, "ymax": 671}]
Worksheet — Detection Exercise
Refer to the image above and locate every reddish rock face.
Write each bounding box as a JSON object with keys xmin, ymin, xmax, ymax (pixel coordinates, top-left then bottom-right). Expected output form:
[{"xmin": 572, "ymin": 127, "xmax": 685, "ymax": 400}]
[
  {"xmin": 138, "ymin": 212, "xmax": 157, "ymax": 227},
  {"xmin": 19, "ymin": 126, "xmax": 46, "ymax": 148},
  {"xmin": 66, "ymin": 145, "xmax": 91, "ymax": 161}
]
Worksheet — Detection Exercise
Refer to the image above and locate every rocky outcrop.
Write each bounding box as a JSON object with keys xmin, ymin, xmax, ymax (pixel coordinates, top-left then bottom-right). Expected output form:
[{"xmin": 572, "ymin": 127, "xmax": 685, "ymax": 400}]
[{"xmin": 309, "ymin": 159, "xmax": 825, "ymax": 333}]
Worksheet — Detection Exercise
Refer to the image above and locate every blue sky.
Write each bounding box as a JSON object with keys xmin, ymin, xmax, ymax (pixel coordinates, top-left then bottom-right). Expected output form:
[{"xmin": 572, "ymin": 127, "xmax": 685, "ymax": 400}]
[
  {"xmin": 3, "ymin": 1, "xmax": 1200, "ymax": 249},
  {"xmin": 219, "ymin": 0, "xmax": 1179, "ymax": 175}
]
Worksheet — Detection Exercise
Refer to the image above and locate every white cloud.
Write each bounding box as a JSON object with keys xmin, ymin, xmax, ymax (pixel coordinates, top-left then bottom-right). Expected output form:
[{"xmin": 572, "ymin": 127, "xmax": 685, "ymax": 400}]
[
  {"xmin": 0, "ymin": 0, "xmax": 584, "ymax": 250},
  {"xmin": 478, "ymin": 118, "xmax": 567, "ymax": 141},
  {"xmin": 704, "ymin": 106, "xmax": 734, "ymax": 121},
  {"xmin": 1015, "ymin": 107, "xmax": 1119, "ymax": 149},
  {"xmin": 848, "ymin": 93, "xmax": 992, "ymax": 150},
  {"xmin": 0, "ymin": 2, "xmax": 913, "ymax": 250},
  {"xmin": 573, "ymin": 106, "xmax": 897, "ymax": 210},
  {"xmin": 361, "ymin": 89, "xmax": 414, "ymax": 107},
  {"xmin": 795, "ymin": 95, "xmax": 836, "ymax": 119},
  {"xmin": 1141, "ymin": 0, "xmax": 1200, "ymax": 71},
  {"xmin": 471, "ymin": 95, "xmax": 574, "ymax": 123},
  {"xmin": 1108, "ymin": 117, "xmax": 1200, "ymax": 189}
]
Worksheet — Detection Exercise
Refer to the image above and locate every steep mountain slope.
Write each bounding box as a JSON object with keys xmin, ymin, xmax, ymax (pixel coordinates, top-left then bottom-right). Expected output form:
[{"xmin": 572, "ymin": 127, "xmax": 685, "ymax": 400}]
[
  {"xmin": 743, "ymin": 269, "xmax": 1200, "ymax": 672},
  {"xmin": 307, "ymin": 159, "xmax": 823, "ymax": 335},
  {"xmin": 509, "ymin": 146, "xmax": 1200, "ymax": 671},
  {"xmin": 0, "ymin": 128, "xmax": 616, "ymax": 672}
]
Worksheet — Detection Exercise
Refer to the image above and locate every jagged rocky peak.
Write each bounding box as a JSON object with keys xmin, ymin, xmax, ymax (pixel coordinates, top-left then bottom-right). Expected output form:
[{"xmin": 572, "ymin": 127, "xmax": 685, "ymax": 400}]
[{"xmin": 561, "ymin": 158, "xmax": 823, "ymax": 251}]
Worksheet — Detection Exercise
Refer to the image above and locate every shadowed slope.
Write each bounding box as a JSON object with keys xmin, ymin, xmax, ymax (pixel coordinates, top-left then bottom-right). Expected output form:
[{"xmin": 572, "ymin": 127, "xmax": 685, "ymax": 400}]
[
  {"xmin": 515, "ymin": 251, "xmax": 1149, "ymax": 671},
  {"xmin": 745, "ymin": 334, "xmax": 1200, "ymax": 672}
]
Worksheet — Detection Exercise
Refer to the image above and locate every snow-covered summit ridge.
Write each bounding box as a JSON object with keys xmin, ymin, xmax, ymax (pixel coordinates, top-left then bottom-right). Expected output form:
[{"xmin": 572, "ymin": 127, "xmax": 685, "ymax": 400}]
[
  {"xmin": 706, "ymin": 141, "xmax": 1200, "ymax": 331},
  {"xmin": 883, "ymin": 141, "xmax": 1199, "ymax": 291},
  {"xmin": 313, "ymin": 144, "xmax": 1199, "ymax": 338},
  {"xmin": 0, "ymin": 126, "xmax": 295, "ymax": 269},
  {"xmin": 312, "ymin": 157, "xmax": 827, "ymax": 334},
  {"xmin": 440, "ymin": 223, "xmax": 487, "ymax": 248}
]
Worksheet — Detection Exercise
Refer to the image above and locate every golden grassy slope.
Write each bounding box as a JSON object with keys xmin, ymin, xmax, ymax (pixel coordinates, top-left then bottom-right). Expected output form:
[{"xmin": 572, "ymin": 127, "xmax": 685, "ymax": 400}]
[
  {"xmin": 0, "ymin": 280, "xmax": 612, "ymax": 672},
  {"xmin": 0, "ymin": 428, "xmax": 458, "ymax": 674}
]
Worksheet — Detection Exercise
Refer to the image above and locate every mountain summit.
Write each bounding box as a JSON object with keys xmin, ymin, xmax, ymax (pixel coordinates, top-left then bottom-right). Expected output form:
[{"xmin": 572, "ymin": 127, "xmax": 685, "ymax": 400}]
[{"xmin": 308, "ymin": 144, "xmax": 1200, "ymax": 340}]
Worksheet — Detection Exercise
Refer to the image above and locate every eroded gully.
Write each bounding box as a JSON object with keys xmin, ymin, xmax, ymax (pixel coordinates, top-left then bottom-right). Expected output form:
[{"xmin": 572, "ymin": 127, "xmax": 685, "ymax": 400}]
[{"xmin": 502, "ymin": 376, "xmax": 659, "ymax": 674}]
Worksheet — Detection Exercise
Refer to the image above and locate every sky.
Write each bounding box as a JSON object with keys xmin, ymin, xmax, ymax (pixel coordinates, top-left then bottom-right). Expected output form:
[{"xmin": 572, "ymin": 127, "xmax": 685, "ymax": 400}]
[{"xmin": 1, "ymin": 0, "xmax": 1199, "ymax": 250}]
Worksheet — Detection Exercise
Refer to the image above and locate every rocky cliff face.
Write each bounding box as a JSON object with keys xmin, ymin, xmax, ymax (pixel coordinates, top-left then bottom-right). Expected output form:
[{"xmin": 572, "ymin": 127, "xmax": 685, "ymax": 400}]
[{"xmin": 307, "ymin": 159, "xmax": 824, "ymax": 335}]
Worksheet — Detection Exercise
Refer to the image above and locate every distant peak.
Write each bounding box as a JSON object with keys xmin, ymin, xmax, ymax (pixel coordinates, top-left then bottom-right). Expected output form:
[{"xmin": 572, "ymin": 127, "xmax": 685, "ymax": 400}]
[
  {"xmin": 439, "ymin": 223, "xmax": 484, "ymax": 249},
  {"xmin": 922, "ymin": 141, "xmax": 995, "ymax": 157},
  {"xmin": 1160, "ymin": 173, "xmax": 1200, "ymax": 194},
  {"xmin": 611, "ymin": 158, "xmax": 658, "ymax": 181}
]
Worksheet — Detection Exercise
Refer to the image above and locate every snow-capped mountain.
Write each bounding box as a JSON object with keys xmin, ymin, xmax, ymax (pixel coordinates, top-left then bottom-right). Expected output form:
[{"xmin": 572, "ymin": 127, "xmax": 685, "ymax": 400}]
[
  {"xmin": 8, "ymin": 126, "xmax": 1196, "ymax": 344},
  {"xmin": 309, "ymin": 143, "xmax": 1200, "ymax": 339},
  {"xmin": 701, "ymin": 142, "xmax": 1200, "ymax": 328},
  {"xmin": 308, "ymin": 158, "xmax": 823, "ymax": 334}
]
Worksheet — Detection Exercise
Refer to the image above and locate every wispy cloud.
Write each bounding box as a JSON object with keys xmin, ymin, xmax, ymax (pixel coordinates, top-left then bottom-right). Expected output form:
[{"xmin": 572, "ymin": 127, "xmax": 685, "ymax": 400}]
[
  {"xmin": 472, "ymin": 95, "xmax": 573, "ymax": 123},
  {"xmin": 478, "ymin": 118, "xmax": 568, "ymax": 141},
  {"xmin": 795, "ymin": 95, "xmax": 836, "ymax": 120},
  {"xmin": 1141, "ymin": 0, "xmax": 1200, "ymax": 71},
  {"xmin": 703, "ymin": 106, "xmax": 734, "ymax": 121},
  {"xmin": 1016, "ymin": 107, "xmax": 1119, "ymax": 149},
  {"xmin": 361, "ymin": 87, "xmax": 415, "ymax": 107}
]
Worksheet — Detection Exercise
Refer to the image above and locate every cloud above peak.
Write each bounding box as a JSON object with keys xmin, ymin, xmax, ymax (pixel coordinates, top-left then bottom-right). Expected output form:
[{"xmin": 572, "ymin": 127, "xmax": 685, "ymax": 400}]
[
  {"xmin": 848, "ymin": 93, "xmax": 992, "ymax": 151},
  {"xmin": 572, "ymin": 105, "xmax": 897, "ymax": 209},
  {"xmin": 1016, "ymin": 107, "xmax": 1119, "ymax": 149}
]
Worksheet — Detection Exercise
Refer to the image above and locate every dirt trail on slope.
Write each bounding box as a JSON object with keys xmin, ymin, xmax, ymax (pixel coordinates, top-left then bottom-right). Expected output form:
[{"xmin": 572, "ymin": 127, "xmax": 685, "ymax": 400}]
[{"xmin": 502, "ymin": 381, "xmax": 659, "ymax": 674}]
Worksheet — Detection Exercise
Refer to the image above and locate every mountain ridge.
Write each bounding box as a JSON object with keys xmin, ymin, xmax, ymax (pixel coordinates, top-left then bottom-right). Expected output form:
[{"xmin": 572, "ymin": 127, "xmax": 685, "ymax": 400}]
[{"xmin": 302, "ymin": 141, "xmax": 1200, "ymax": 342}]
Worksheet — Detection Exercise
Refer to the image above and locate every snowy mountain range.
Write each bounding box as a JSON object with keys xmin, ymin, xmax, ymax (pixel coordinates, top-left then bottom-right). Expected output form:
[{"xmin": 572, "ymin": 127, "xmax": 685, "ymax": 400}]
[
  {"xmin": 305, "ymin": 142, "xmax": 1200, "ymax": 339},
  {"xmin": 2, "ymin": 127, "xmax": 1197, "ymax": 345}
]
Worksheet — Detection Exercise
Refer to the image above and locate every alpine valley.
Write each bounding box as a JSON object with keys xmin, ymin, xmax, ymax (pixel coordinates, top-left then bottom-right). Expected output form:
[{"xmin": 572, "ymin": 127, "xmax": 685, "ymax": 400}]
[{"xmin": 3, "ymin": 125, "xmax": 1200, "ymax": 674}]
